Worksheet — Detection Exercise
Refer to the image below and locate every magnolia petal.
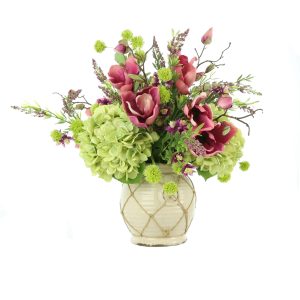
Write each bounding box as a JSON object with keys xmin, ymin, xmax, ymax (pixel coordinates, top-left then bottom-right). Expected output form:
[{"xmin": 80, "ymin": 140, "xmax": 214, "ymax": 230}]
[
  {"xmin": 183, "ymin": 104, "xmax": 190, "ymax": 117},
  {"xmin": 212, "ymin": 121, "xmax": 237, "ymax": 144},
  {"xmin": 176, "ymin": 79, "xmax": 189, "ymax": 95},
  {"xmin": 149, "ymin": 86, "xmax": 160, "ymax": 105},
  {"xmin": 129, "ymin": 115, "xmax": 148, "ymax": 128},
  {"xmin": 192, "ymin": 92, "xmax": 207, "ymax": 107},
  {"xmin": 136, "ymin": 93, "xmax": 155, "ymax": 116},
  {"xmin": 217, "ymin": 95, "xmax": 233, "ymax": 109},
  {"xmin": 145, "ymin": 104, "xmax": 160, "ymax": 125},
  {"xmin": 108, "ymin": 65, "xmax": 125, "ymax": 82},
  {"xmin": 125, "ymin": 57, "xmax": 139, "ymax": 74}
]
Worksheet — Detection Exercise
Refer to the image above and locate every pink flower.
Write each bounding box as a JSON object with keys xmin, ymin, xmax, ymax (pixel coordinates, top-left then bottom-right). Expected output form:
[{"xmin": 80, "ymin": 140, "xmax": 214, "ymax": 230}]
[
  {"xmin": 183, "ymin": 92, "xmax": 214, "ymax": 132},
  {"xmin": 201, "ymin": 28, "xmax": 213, "ymax": 45},
  {"xmin": 114, "ymin": 42, "xmax": 127, "ymax": 54},
  {"xmin": 108, "ymin": 57, "xmax": 139, "ymax": 92},
  {"xmin": 121, "ymin": 87, "xmax": 160, "ymax": 128},
  {"xmin": 174, "ymin": 55, "xmax": 197, "ymax": 95},
  {"xmin": 217, "ymin": 95, "xmax": 233, "ymax": 109},
  {"xmin": 85, "ymin": 108, "xmax": 92, "ymax": 116},
  {"xmin": 195, "ymin": 121, "xmax": 237, "ymax": 156}
]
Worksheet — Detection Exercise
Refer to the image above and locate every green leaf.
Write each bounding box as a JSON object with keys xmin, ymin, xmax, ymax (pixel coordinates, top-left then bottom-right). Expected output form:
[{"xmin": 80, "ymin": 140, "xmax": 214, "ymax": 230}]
[
  {"xmin": 133, "ymin": 81, "xmax": 140, "ymax": 92},
  {"xmin": 197, "ymin": 169, "xmax": 214, "ymax": 181},
  {"xmin": 222, "ymin": 126, "xmax": 231, "ymax": 136},
  {"xmin": 115, "ymin": 52, "xmax": 126, "ymax": 65},
  {"xmin": 128, "ymin": 74, "xmax": 144, "ymax": 81}
]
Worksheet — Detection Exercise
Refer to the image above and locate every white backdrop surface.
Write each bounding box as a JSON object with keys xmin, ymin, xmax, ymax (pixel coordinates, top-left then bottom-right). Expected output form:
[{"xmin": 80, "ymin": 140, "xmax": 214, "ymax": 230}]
[{"xmin": 0, "ymin": 0, "xmax": 299, "ymax": 299}]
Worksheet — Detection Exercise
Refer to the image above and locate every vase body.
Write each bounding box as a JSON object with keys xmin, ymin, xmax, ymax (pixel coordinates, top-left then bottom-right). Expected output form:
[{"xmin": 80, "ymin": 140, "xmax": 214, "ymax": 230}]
[{"xmin": 120, "ymin": 165, "xmax": 196, "ymax": 246}]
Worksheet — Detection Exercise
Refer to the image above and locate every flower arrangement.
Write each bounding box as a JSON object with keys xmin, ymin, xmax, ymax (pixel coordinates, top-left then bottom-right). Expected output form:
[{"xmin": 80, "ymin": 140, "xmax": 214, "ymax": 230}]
[{"xmin": 13, "ymin": 28, "xmax": 262, "ymax": 191}]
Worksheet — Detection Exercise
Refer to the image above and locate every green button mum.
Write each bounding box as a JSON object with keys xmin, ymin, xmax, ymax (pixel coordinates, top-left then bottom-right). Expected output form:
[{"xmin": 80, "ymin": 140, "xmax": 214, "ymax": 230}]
[
  {"xmin": 94, "ymin": 40, "xmax": 107, "ymax": 53},
  {"xmin": 163, "ymin": 181, "xmax": 178, "ymax": 196},
  {"xmin": 78, "ymin": 104, "xmax": 158, "ymax": 182}
]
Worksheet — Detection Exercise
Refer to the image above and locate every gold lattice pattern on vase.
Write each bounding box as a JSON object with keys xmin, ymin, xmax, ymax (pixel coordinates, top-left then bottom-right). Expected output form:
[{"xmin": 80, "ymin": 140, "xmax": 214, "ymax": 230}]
[{"xmin": 120, "ymin": 175, "xmax": 196, "ymax": 238}]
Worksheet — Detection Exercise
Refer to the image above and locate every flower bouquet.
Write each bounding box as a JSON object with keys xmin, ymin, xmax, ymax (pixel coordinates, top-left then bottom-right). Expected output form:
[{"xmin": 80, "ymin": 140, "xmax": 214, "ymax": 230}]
[{"xmin": 13, "ymin": 28, "xmax": 262, "ymax": 246}]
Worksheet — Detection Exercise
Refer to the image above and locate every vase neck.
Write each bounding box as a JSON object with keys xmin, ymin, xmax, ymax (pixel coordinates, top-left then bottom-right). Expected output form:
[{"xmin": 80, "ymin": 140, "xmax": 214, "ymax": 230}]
[{"xmin": 157, "ymin": 164, "xmax": 174, "ymax": 175}]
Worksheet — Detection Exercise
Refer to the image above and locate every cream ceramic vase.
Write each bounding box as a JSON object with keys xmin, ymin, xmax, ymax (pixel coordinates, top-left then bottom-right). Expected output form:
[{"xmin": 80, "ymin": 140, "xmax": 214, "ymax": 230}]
[{"xmin": 120, "ymin": 165, "xmax": 196, "ymax": 246}]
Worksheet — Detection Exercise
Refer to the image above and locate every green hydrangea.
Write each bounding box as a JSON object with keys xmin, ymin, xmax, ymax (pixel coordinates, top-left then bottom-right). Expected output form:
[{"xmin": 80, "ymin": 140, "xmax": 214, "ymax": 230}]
[
  {"xmin": 239, "ymin": 161, "xmax": 250, "ymax": 171},
  {"xmin": 159, "ymin": 86, "xmax": 171, "ymax": 104},
  {"xmin": 78, "ymin": 104, "xmax": 158, "ymax": 182},
  {"xmin": 163, "ymin": 181, "xmax": 178, "ymax": 196},
  {"xmin": 131, "ymin": 36, "xmax": 144, "ymax": 49},
  {"xmin": 51, "ymin": 130, "xmax": 62, "ymax": 143},
  {"xmin": 121, "ymin": 29, "xmax": 133, "ymax": 41},
  {"xmin": 144, "ymin": 165, "xmax": 162, "ymax": 183},
  {"xmin": 70, "ymin": 118, "xmax": 84, "ymax": 143},
  {"xmin": 195, "ymin": 129, "xmax": 245, "ymax": 179},
  {"xmin": 157, "ymin": 68, "xmax": 173, "ymax": 82},
  {"xmin": 94, "ymin": 40, "xmax": 106, "ymax": 53}
]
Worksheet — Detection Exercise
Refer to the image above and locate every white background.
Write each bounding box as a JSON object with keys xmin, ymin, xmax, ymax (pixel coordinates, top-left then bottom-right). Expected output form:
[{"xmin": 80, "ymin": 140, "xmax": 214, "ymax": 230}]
[{"xmin": 0, "ymin": 0, "xmax": 299, "ymax": 299}]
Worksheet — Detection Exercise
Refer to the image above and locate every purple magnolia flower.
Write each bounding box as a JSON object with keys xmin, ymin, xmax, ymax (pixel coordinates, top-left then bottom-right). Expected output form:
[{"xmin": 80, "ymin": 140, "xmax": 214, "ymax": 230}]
[
  {"xmin": 182, "ymin": 164, "xmax": 195, "ymax": 176},
  {"xmin": 121, "ymin": 86, "xmax": 160, "ymax": 128},
  {"xmin": 166, "ymin": 119, "xmax": 188, "ymax": 134},
  {"xmin": 97, "ymin": 98, "xmax": 112, "ymax": 105}
]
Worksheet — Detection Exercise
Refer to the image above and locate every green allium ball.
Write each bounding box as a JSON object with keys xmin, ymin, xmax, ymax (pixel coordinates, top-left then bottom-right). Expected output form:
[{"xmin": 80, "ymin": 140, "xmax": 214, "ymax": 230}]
[
  {"xmin": 131, "ymin": 36, "xmax": 144, "ymax": 49},
  {"xmin": 196, "ymin": 129, "xmax": 245, "ymax": 178},
  {"xmin": 159, "ymin": 86, "xmax": 171, "ymax": 104},
  {"xmin": 144, "ymin": 165, "xmax": 162, "ymax": 184},
  {"xmin": 78, "ymin": 104, "xmax": 158, "ymax": 182},
  {"xmin": 157, "ymin": 68, "xmax": 173, "ymax": 82},
  {"xmin": 51, "ymin": 130, "xmax": 62, "ymax": 143},
  {"xmin": 94, "ymin": 40, "xmax": 106, "ymax": 53},
  {"xmin": 121, "ymin": 29, "xmax": 133, "ymax": 41},
  {"xmin": 163, "ymin": 181, "xmax": 178, "ymax": 196},
  {"xmin": 239, "ymin": 161, "xmax": 250, "ymax": 171},
  {"xmin": 218, "ymin": 174, "xmax": 231, "ymax": 183}
]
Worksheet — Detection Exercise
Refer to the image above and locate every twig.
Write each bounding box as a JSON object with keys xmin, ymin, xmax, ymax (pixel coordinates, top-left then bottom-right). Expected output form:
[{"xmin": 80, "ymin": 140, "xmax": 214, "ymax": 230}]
[
  {"xmin": 195, "ymin": 45, "xmax": 206, "ymax": 68},
  {"xmin": 198, "ymin": 42, "xmax": 231, "ymax": 67}
]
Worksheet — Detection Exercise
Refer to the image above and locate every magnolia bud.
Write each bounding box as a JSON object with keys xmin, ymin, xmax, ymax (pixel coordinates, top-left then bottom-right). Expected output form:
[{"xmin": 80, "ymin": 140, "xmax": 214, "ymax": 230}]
[
  {"xmin": 201, "ymin": 28, "xmax": 213, "ymax": 45},
  {"xmin": 205, "ymin": 64, "xmax": 215, "ymax": 73},
  {"xmin": 75, "ymin": 104, "xmax": 85, "ymax": 110}
]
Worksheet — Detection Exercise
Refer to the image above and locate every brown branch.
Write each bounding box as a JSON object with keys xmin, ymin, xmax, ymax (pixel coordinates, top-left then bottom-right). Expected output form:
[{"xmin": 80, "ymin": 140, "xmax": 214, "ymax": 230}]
[{"xmin": 198, "ymin": 42, "xmax": 231, "ymax": 67}]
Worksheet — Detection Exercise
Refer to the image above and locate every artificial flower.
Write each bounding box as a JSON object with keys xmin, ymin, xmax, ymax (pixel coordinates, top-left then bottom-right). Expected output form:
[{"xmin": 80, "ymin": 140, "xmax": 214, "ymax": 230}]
[
  {"xmin": 121, "ymin": 86, "xmax": 160, "ymax": 128},
  {"xmin": 78, "ymin": 104, "xmax": 158, "ymax": 182},
  {"xmin": 174, "ymin": 55, "xmax": 197, "ymax": 94},
  {"xmin": 217, "ymin": 95, "xmax": 233, "ymax": 109},
  {"xmin": 183, "ymin": 92, "xmax": 214, "ymax": 132},
  {"xmin": 195, "ymin": 121, "xmax": 237, "ymax": 156},
  {"xmin": 108, "ymin": 56, "xmax": 139, "ymax": 91},
  {"xmin": 144, "ymin": 164, "xmax": 162, "ymax": 183},
  {"xmin": 201, "ymin": 28, "xmax": 213, "ymax": 45},
  {"xmin": 166, "ymin": 119, "xmax": 187, "ymax": 134}
]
